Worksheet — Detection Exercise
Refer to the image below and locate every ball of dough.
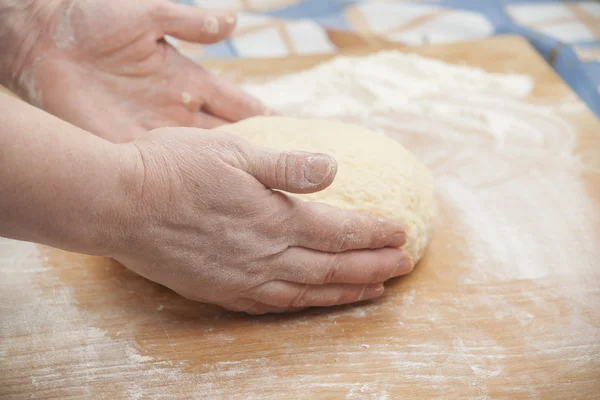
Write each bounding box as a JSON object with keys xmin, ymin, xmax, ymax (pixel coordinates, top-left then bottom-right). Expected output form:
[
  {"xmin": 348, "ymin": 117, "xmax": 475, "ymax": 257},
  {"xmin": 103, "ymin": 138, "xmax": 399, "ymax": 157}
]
[{"xmin": 220, "ymin": 117, "xmax": 436, "ymax": 264}]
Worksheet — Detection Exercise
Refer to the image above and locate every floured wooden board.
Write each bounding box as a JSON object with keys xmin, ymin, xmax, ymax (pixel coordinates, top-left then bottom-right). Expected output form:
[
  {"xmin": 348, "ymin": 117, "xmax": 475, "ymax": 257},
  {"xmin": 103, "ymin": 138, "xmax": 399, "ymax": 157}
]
[{"xmin": 1, "ymin": 36, "xmax": 599, "ymax": 399}]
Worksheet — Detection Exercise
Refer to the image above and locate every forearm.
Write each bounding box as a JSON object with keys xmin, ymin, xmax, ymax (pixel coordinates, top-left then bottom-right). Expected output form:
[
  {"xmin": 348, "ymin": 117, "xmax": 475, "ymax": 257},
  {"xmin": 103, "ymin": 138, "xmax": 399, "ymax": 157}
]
[{"xmin": 0, "ymin": 92, "xmax": 136, "ymax": 256}]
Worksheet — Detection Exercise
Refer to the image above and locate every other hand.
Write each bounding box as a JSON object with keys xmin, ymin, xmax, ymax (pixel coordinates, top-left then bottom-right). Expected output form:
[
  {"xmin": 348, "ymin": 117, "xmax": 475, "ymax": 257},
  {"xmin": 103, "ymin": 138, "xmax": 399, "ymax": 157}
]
[{"xmin": 1, "ymin": 0, "xmax": 268, "ymax": 142}]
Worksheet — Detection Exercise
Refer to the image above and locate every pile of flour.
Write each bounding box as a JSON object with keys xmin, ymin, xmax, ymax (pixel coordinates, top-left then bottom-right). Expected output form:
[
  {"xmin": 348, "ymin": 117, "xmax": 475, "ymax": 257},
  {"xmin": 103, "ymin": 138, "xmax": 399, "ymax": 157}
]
[
  {"xmin": 242, "ymin": 51, "xmax": 534, "ymax": 124},
  {"xmin": 242, "ymin": 51, "xmax": 585, "ymax": 284}
]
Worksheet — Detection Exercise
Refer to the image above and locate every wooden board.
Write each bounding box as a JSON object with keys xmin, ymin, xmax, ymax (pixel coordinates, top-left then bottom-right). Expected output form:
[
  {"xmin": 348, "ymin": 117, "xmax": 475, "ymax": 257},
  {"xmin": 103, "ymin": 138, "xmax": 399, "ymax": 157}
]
[{"xmin": 1, "ymin": 35, "xmax": 599, "ymax": 399}]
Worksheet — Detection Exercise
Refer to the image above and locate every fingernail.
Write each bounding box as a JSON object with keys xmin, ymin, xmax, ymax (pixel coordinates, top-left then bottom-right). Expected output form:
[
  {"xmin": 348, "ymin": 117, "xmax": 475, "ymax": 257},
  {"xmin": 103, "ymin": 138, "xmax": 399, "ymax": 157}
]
[
  {"xmin": 391, "ymin": 230, "xmax": 407, "ymax": 247},
  {"xmin": 360, "ymin": 284, "xmax": 384, "ymax": 301},
  {"xmin": 303, "ymin": 154, "xmax": 335, "ymax": 185},
  {"xmin": 393, "ymin": 251, "xmax": 414, "ymax": 277}
]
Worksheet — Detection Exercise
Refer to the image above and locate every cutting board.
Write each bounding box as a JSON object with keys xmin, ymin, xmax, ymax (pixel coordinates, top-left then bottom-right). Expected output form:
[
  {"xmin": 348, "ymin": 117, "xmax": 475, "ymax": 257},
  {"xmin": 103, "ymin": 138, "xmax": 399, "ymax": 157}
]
[{"xmin": 1, "ymin": 35, "xmax": 599, "ymax": 399}]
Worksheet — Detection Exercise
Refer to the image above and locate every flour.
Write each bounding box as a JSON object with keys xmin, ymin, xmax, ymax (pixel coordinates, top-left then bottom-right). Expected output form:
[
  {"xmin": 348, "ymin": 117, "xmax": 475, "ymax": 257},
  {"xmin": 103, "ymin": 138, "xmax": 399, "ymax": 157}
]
[
  {"xmin": 242, "ymin": 52, "xmax": 576, "ymax": 159},
  {"xmin": 53, "ymin": 0, "xmax": 77, "ymax": 49},
  {"xmin": 0, "ymin": 239, "xmax": 192, "ymax": 398},
  {"xmin": 242, "ymin": 51, "xmax": 595, "ymax": 283},
  {"xmin": 2, "ymin": 52, "xmax": 598, "ymax": 399},
  {"xmin": 202, "ymin": 15, "xmax": 220, "ymax": 35},
  {"xmin": 243, "ymin": 51, "xmax": 533, "ymax": 127}
]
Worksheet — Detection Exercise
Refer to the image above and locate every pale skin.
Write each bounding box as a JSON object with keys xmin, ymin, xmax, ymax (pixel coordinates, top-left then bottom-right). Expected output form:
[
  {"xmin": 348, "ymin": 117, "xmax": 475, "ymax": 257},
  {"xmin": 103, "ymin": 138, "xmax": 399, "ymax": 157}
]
[{"xmin": 0, "ymin": 0, "xmax": 414, "ymax": 314}]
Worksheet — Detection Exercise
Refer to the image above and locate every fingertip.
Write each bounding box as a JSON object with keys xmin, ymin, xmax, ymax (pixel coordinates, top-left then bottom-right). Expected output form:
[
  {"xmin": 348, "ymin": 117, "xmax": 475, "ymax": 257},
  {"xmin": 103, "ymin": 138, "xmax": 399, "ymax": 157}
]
[
  {"xmin": 390, "ymin": 229, "xmax": 407, "ymax": 248},
  {"xmin": 375, "ymin": 216, "xmax": 406, "ymax": 248},
  {"xmin": 359, "ymin": 283, "xmax": 385, "ymax": 301},
  {"xmin": 392, "ymin": 249, "xmax": 414, "ymax": 277},
  {"xmin": 302, "ymin": 153, "xmax": 337, "ymax": 190},
  {"xmin": 222, "ymin": 10, "xmax": 238, "ymax": 27},
  {"xmin": 197, "ymin": 10, "xmax": 237, "ymax": 40},
  {"xmin": 159, "ymin": 5, "xmax": 238, "ymax": 44},
  {"xmin": 212, "ymin": 9, "xmax": 238, "ymax": 36}
]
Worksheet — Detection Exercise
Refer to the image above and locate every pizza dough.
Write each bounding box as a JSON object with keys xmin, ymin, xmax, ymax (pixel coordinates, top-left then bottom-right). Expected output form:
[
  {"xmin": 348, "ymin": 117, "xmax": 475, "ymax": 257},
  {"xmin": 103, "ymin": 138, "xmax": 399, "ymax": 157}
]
[{"xmin": 220, "ymin": 116, "xmax": 436, "ymax": 264}]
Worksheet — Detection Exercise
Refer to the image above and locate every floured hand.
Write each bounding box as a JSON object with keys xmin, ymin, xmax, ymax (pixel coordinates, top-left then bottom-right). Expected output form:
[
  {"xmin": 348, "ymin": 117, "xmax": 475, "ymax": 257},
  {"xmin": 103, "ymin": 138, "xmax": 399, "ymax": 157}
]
[
  {"xmin": 114, "ymin": 128, "xmax": 413, "ymax": 314},
  {"xmin": 0, "ymin": 0, "xmax": 268, "ymax": 143}
]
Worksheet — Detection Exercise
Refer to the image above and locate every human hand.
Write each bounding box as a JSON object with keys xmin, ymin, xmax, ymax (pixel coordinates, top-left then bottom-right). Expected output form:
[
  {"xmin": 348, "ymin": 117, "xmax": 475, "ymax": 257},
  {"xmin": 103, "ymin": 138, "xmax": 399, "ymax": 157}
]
[
  {"xmin": 114, "ymin": 128, "xmax": 413, "ymax": 314},
  {"xmin": 0, "ymin": 0, "xmax": 268, "ymax": 143}
]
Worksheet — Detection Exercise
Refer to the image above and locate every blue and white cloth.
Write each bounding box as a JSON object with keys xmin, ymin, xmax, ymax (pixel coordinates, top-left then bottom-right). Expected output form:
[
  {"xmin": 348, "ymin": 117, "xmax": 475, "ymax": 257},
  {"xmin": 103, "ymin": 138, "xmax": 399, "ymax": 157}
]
[{"xmin": 174, "ymin": 0, "xmax": 600, "ymax": 118}]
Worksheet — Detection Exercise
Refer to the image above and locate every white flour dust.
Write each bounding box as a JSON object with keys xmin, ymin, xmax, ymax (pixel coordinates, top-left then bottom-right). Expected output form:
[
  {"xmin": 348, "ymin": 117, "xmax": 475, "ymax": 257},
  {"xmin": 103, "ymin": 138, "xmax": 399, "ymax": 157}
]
[
  {"xmin": 243, "ymin": 51, "xmax": 534, "ymax": 133},
  {"xmin": 242, "ymin": 51, "xmax": 575, "ymax": 159},
  {"xmin": 243, "ymin": 51, "xmax": 595, "ymax": 283},
  {"xmin": 0, "ymin": 239, "xmax": 192, "ymax": 398},
  {"xmin": 2, "ymin": 52, "xmax": 598, "ymax": 399}
]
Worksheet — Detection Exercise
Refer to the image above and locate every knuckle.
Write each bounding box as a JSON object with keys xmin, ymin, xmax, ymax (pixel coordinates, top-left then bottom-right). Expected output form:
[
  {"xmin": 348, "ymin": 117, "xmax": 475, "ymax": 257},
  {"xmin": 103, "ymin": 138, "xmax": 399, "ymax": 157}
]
[
  {"xmin": 260, "ymin": 203, "xmax": 293, "ymax": 238},
  {"xmin": 288, "ymin": 285, "xmax": 310, "ymax": 308},
  {"xmin": 369, "ymin": 255, "xmax": 395, "ymax": 282},
  {"xmin": 357, "ymin": 285, "xmax": 368, "ymax": 302},
  {"xmin": 201, "ymin": 77, "xmax": 220, "ymax": 103},
  {"xmin": 332, "ymin": 218, "xmax": 358, "ymax": 252},
  {"xmin": 152, "ymin": 1, "xmax": 172, "ymax": 19},
  {"xmin": 321, "ymin": 290, "xmax": 345, "ymax": 307},
  {"xmin": 372, "ymin": 263, "xmax": 391, "ymax": 283},
  {"xmin": 242, "ymin": 260, "xmax": 268, "ymax": 283},
  {"xmin": 208, "ymin": 131, "xmax": 250, "ymax": 166},
  {"xmin": 279, "ymin": 151, "xmax": 297, "ymax": 188},
  {"xmin": 323, "ymin": 255, "xmax": 343, "ymax": 284},
  {"xmin": 334, "ymin": 290, "xmax": 348, "ymax": 306}
]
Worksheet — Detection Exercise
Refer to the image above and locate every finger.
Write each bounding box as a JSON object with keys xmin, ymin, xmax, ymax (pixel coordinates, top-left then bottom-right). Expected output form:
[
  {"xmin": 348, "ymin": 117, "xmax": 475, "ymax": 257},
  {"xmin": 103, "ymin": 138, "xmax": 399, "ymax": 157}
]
[
  {"xmin": 240, "ymin": 144, "xmax": 338, "ymax": 194},
  {"xmin": 218, "ymin": 299, "xmax": 305, "ymax": 315},
  {"xmin": 192, "ymin": 111, "xmax": 228, "ymax": 129},
  {"xmin": 249, "ymin": 281, "xmax": 385, "ymax": 309},
  {"xmin": 245, "ymin": 303, "xmax": 307, "ymax": 315},
  {"xmin": 275, "ymin": 247, "xmax": 413, "ymax": 285},
  {"xmin": 201, "ymin": 74, "xmax": 271, "ymax": 122},
  {"xmin": 156, "ymin": 3, "xmax": 237, "ymax": 44},
  {"xmin": 292, "ymin": 202, "xmax": 407, "ymax": 252}
]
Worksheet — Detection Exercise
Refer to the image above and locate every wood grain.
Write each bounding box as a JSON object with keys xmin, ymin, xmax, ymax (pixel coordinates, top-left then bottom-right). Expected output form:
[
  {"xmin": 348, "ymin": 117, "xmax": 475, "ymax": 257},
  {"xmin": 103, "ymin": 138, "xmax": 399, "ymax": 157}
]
[{"xmin": 1, "ymin": 35, "xmax": 599, "ymax": 399}]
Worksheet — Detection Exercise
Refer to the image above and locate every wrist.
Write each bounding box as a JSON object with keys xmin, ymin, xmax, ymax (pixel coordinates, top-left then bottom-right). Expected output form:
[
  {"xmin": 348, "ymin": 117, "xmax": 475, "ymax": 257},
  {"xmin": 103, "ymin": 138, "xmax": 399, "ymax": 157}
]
[
  {"xmin": 0, "ymin": 0, "xmax": 67, "ymax": 103},
  {"xmin": 80, "ymin": 142, "xmax": 144, "ymax": 258},
  {"xmin": 101, "ymin": 139, "xmax": 169, "ymax": 259}
]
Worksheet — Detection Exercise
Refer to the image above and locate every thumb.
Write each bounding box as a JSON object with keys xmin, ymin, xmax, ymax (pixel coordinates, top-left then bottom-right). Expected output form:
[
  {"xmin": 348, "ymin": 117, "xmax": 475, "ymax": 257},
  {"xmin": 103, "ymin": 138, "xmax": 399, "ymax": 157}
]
[
  {"xmin": 156, "ymin": 2, "xmax": 237, "ymax": 43},
  {"xmin": 245, "ymin": 146, "xmax": 338, "ymax": 194}
]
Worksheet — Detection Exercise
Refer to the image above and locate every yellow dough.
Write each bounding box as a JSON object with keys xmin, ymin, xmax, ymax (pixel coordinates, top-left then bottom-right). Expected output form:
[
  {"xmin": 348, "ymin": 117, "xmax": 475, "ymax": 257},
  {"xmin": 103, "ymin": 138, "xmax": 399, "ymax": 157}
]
[{"xmin": 220, "ymin": 117, "xmax": 436, "ymax": 264}]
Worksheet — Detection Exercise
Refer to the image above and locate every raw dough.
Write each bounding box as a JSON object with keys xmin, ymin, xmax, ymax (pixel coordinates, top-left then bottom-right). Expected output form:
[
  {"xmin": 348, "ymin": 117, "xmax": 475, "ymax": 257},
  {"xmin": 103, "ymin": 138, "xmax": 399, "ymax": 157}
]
[{"xmin": 220, "ymin": 116, "xmax": 436, "ymax": 264}]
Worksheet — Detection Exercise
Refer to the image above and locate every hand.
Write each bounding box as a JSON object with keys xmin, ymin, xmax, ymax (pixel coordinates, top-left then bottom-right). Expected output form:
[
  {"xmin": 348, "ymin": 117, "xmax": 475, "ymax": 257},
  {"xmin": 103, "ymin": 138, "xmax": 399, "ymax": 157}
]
[
  {"xmin": 0, "ymin": 0, "xmax": 268, "ymax": 143},
  {"xmin": 115, "ymin": 128, "xmax": 413, "ymax": 314}
]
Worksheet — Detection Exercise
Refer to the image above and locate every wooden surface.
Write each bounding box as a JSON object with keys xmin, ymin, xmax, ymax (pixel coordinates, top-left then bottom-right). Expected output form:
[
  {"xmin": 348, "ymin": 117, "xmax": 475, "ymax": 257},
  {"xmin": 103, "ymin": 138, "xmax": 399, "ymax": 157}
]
[{"xmin": 1, "ymin": 35, "xmax": 599, "ymax": 399}]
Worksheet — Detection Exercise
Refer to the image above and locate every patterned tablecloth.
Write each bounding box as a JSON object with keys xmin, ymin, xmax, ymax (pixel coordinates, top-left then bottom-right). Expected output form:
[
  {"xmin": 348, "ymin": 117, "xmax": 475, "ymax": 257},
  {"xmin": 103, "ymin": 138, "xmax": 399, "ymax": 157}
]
[{"xmin": 175, "ymin": 0, "xmax": 600, "ymax": 118}]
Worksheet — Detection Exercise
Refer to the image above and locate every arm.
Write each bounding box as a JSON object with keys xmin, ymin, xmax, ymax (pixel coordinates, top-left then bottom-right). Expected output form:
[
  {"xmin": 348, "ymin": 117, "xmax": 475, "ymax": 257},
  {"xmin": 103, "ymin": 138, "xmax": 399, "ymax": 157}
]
[
  {"xmin": 0, "ymin": 91, "xmax": 133, "ymax": 255},
  {"xmin": 0, "ymin": 91, "xmax": 413, "ymax": 314}
]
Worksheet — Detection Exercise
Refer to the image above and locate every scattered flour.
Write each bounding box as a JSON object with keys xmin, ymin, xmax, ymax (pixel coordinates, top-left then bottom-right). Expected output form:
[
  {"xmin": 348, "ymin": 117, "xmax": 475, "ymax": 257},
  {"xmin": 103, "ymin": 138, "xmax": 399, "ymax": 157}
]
[
  {"xmin": 243, "ymin": 52, "xmax": 534, "ymax": 115},
  {"xmin": 242, "ymin": 50, "xmax": 596, "ymax": 283},
  {"xmin": 2, "ymin": 51, "xmax": 598, "ymax": 398},
  {"xmin": 53, "ymin": 0, "xmax": 77, "ymax": 49},
  {"xmin": 0, "ymin": 239, "xmax": 191, "ymax": 399}
]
